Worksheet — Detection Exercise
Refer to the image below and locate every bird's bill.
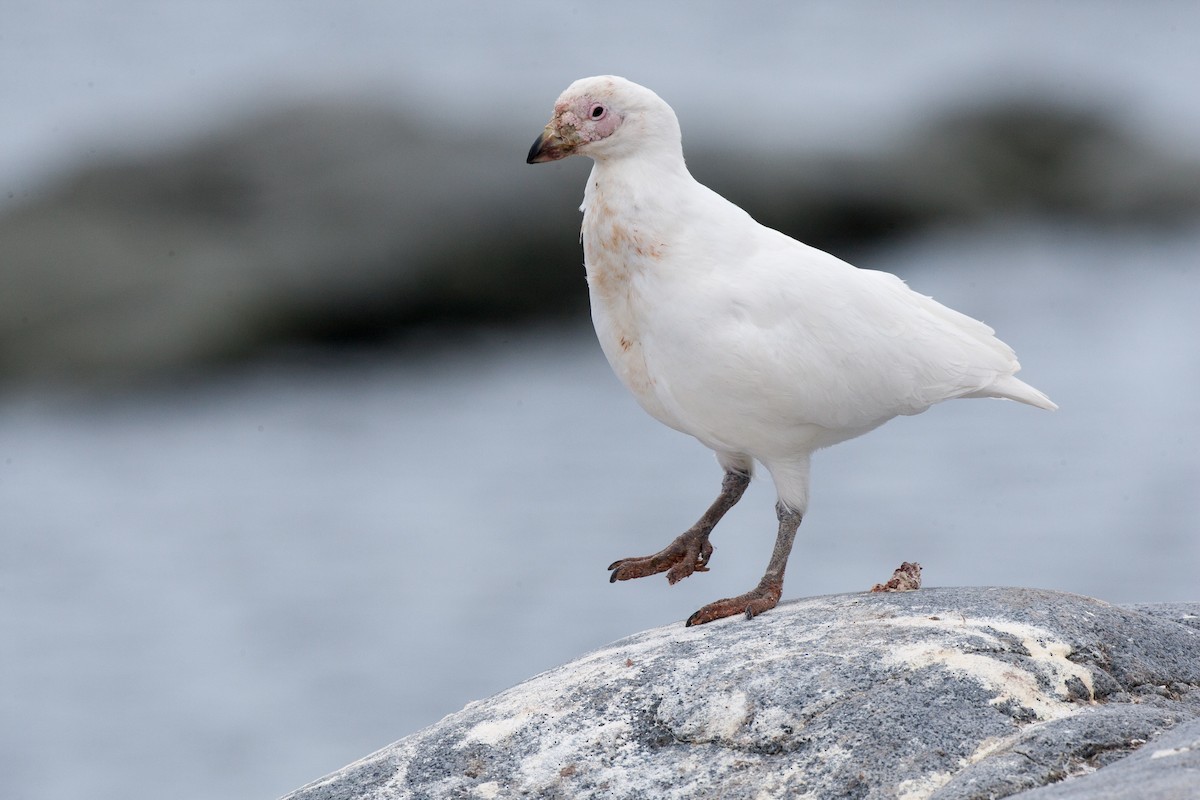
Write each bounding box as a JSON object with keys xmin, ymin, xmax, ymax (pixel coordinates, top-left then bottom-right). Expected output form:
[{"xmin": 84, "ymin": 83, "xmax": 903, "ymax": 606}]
[{"xmin": 527, "ymin": 123, "xmax": 576, "ymax": 163}]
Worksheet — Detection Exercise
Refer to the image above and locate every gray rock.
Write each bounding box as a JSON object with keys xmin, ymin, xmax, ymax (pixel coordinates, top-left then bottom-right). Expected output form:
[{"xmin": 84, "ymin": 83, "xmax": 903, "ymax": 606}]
[
  {"xmin": 1012, "ymin": 717, "xmax": 1200, "ymax": 800},
  {"xmin": 1124, "ymin": 603, "xmax": 1200, "ymax": 633},
  {"xmin": 280, "ymin": 587, "xmax": 1200, "ymax": 800}
]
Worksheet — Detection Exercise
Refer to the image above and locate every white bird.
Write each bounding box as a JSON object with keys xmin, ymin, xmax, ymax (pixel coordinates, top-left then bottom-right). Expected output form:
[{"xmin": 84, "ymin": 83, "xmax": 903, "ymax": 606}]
[{"xmin": 527, "ymin": 76, "xmax": 1055, "ymax": 626}]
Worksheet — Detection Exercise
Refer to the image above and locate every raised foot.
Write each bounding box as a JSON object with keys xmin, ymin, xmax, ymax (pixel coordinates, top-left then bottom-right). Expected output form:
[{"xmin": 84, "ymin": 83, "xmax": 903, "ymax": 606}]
[
  {"xmin": 685, "ymin": 580, "xmax": 783, "ymax": 626},
  {"xmin": 608, "ymin": 531, "xmax": 713, "ymax": 585}
]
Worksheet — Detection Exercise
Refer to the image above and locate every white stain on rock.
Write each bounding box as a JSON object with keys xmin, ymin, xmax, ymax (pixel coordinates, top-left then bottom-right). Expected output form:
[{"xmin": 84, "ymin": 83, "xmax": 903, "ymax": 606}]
[
  {"xmin": 895, "ymin": 771, "xmax": 954, "ymax": 800},
  {"xmin": 1150, "ymin": 743, "xmax": 1193, "ymax": 759},
  {"xmin": 470, "ymin": 780, "xmax": 501, "ymax": 798},
  {"xmin": 464, "ymin": 713, "xmax": 534, "ymax": 746},
  {"xmin": 880, "ymin": 615, "xmax": 1095, "ymax": 722}
]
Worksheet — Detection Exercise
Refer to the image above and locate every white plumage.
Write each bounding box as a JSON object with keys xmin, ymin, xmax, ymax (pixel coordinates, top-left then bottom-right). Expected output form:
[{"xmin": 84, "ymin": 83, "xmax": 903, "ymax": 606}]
[{"xmin": 528, "ymin": 76, "xmax": 1055, "ymax": 625}]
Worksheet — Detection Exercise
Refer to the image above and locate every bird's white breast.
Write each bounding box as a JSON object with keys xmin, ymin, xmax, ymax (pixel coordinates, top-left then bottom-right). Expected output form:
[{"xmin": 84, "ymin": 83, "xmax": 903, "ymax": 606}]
[{"xmin": 580, "ymin": 174, "xmax": 685, "ymax": 432}]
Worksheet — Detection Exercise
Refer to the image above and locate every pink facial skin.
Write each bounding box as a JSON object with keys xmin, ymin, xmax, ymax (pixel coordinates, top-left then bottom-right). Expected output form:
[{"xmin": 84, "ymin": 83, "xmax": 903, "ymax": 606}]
[{"xmin": 555, "ymin": 95, "xmax": 623, "ymax": 143}]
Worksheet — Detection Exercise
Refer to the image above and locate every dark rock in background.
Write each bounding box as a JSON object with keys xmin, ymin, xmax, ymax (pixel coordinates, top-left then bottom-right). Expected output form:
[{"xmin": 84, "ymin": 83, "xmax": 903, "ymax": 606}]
[
  {"xmin": 280, "ymin": 587, "xmax": 1200, "ymax": 800},
  {"xmin": 0, "ymin": 101, "xmax": 587, "ymax": 384},
  {"xmin": 2, "ymin": 98, "xmax": 1197, "ymax": 385},
  {"xmin": 698, "ymin": 100, "xmax": 1200, "ymax": 251}
]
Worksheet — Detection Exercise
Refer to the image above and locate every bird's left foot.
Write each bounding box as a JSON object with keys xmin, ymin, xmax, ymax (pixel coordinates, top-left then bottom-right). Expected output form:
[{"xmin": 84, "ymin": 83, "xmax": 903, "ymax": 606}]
[
  {"xmin": 608, "ymin": 528, "xmax": 714, "ymax": 585},
  {"xmin": 685, "ymin": 579, "xmax": 783, "ymax": 626}
]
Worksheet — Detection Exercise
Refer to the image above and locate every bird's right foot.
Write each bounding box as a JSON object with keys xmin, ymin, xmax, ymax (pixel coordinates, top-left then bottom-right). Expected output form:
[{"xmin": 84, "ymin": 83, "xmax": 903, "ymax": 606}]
[
  {"xmin": 608, "ymin": 530, "xmax": 714, "ymax": 585},
  {"xmin": 685, "ymin": 579, "xmax": 783, "ymax": 626}
]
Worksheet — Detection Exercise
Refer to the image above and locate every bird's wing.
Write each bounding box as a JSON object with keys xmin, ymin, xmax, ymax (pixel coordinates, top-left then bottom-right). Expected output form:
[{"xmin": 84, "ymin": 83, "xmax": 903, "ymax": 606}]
[{"xmin": 647, "ymin": 220, "xmax": 1027, "ymax": 435}]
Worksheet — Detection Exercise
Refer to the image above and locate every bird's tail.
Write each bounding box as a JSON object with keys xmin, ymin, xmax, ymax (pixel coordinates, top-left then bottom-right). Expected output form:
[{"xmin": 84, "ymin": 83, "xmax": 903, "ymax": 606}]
[{"xmin": 965, "ymin": 375, "xmax": 1058, "ymax": 410}]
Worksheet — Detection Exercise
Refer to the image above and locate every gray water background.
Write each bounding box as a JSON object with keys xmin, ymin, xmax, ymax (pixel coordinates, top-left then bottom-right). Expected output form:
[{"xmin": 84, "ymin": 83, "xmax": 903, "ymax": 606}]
[{"xmin": 2, "ymin": 3, "xmax": 1199, "ymax": 800}]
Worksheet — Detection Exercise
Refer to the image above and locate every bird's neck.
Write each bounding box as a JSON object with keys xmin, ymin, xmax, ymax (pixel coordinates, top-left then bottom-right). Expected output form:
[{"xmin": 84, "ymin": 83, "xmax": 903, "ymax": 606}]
[{"xmin": 582, "ymin": 154, "xmax": 693, "ymax": 229}]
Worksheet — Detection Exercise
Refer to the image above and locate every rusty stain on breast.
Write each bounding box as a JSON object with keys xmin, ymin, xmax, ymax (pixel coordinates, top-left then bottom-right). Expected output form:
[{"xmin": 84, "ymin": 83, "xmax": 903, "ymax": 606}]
[
  {"xmin": 583, "ymin": 196, "xmax": 642, "ymax": 302},
  {"xmin": 586, "ymin": 259, "xmax": 628, "ymax": 300},
  {"xmin": 577, "ymin": 178, "xmax": 680, "ymax": 428}
]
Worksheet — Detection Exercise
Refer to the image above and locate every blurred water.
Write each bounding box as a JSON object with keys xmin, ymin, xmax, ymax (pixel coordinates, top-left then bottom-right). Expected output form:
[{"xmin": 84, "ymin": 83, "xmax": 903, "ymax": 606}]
[
  {"xmin": 2, "ymin": 1, "xmax": 1199, "ymax": 197},
  {"xmin": 1, "ymin": 223, "xmax": 1198, "ymax": 799}
]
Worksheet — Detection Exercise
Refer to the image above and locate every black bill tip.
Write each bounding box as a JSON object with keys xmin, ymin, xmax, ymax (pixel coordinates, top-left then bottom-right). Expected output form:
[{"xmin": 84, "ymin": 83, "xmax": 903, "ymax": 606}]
[{"xmin": 526, "ymin": 132, "xmax": 548, "ymax": 164}]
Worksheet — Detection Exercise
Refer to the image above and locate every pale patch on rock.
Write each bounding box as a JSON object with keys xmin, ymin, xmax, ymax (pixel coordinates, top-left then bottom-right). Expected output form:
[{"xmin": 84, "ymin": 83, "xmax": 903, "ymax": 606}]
[
  {"xmin": 470, "ymin": 780, "xmax": 501, "ymax": 798},
  {"xmin": 880, "ymin": 615, "xmax": 1095, "ymax": 721},
  {"xmin": 463, "ymin": 712, "xmax": 534, "ymax": 746},
  {"xmin": 1150, "ymin": 743, "xmax": 1193, "ymax": 759},
  {"xmin": 510, "ymin": 717, "xmax": 634, "ymax": 795},
  {"xmin": 966, "ymin": 729, "xmax": 1033, "ymax": 765},
  {"xmin": 895, "ymin": 770, "xmax": 954, "ymax": 800}
]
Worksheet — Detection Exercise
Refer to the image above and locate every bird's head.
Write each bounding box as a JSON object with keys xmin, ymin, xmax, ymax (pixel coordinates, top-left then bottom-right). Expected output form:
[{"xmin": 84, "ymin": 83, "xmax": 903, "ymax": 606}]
[{"xmin": 527, "ymin": 76, "xmax": 682, "ymax": 164}]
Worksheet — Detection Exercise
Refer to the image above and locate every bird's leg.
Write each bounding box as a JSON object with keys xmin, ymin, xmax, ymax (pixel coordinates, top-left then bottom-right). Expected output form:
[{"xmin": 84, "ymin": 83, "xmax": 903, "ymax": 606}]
[
  {"xmin": 609, "ymin": 469, "xmax": 750, "ymax": 585},
  {"xmin": 685, "ymin": 502, "xmax": 802, "ymax": 626}
]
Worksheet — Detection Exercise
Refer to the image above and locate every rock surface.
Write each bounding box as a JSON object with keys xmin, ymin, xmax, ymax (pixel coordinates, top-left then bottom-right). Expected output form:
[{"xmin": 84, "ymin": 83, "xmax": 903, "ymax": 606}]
[{"xmin": 281, "ymin": 587, "xmax": 1199, "ymax": 800}]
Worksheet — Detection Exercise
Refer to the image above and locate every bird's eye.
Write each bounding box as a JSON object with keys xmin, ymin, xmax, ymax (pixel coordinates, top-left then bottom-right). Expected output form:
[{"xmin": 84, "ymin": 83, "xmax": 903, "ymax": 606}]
[{"xmin": 589, "ymin": 104, "xmax": 607, "ymax": 120}]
